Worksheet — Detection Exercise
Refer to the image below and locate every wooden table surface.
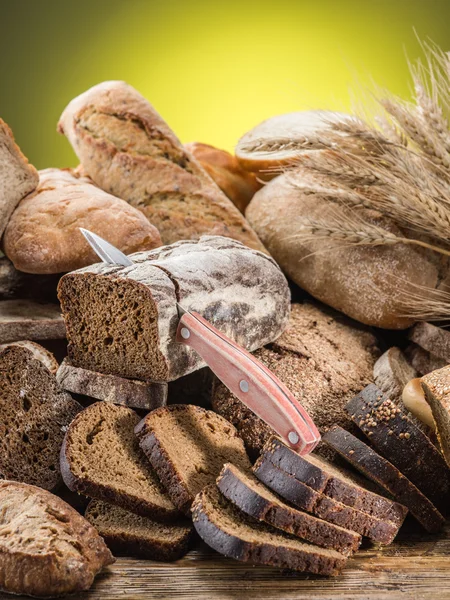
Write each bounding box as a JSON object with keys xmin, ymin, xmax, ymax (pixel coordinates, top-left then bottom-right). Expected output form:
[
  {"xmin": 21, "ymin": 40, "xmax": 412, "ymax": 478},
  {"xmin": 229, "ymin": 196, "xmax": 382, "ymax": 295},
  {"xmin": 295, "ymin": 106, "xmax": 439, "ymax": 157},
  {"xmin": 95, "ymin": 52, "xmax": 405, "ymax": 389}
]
[{"xmin": 2, "ymin": 519, "xmax": 449, "ymax": 600}]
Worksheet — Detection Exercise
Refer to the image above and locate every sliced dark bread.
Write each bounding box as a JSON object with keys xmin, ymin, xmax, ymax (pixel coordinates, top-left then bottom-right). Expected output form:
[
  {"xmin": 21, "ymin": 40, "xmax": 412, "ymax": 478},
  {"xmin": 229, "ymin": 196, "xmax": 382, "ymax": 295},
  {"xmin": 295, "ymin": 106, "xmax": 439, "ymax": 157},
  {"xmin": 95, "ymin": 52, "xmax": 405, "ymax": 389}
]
[
  {"xmin": 323, "ymin": 426, "xmax": 445, "ymax": 533},
  {"xmin": 0, "ymin": 340, "xmax": 59, "ymax": 374},
  {"xmin": 253, "ymin": 453, "xmax": 403, "ymax": 544},
  {"xmin": 191, "ymin": 484, "xmax": 347, "ymax": 576},
  {"xmin": 422, "ymin": 366, "xmax": 450, "ymax": 468},
  {"xmin": 346, "ymin": 384, "xmax": 449, "ymax": 512},
  {"xmin": 406, "ymin": 343, "xmax": 447, "ymax": 376},
  {"xmin": 135, "ymin": 404, "xmax": 251, "ymax": 515},
  {"xmin": 0, "ymin": 299, "xmax": 65, "ymax": 343},
  {"xmin": 217, "ymin": 463, "xmax": 361, "ymax": 555},
  {"xmin": 262, "ymin": 436, "xmax": 407, "ymax": 526},
  {"xmin": 61, "ymin": 402, "xmax": 178, "ymax": 520},
  {"xmin": 0, "ymin": 344, "xmax": 81, "ymax": 490},
  {"xmin": 56, "ymin": 358, "xmax": 168, "ymax": 410},
  {"xmin": 409, "ymin": 322, "xmax": 450, "ymax": 363},
  {"xmin": 85, "ymin": 499, "xmax": 193, "ymax": 561}
]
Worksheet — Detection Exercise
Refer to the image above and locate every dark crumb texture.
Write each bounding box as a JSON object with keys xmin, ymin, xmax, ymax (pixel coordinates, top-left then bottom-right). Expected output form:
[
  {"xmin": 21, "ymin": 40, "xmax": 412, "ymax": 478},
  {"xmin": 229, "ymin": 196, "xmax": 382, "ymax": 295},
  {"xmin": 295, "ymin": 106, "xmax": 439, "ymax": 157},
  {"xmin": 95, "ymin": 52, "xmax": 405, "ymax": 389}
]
[
  {"xmin": 346, "ymin": 384, "xmax": 450, "ymax": 513},
  {"xmin": 191, "ymin": 484, "xmax": 347, "ymax": 576},
  {"xmin": 0, "ymin": 480, "xmax": 114, "ymax": 598},
  {"xmin": 217, "ymin": 463, "xmax": 361, "ymax": 555},
  {"xmin": 135, "ymin": 404, "xmax": 252, "ymax": 514},
  {"xmin": 253, "ymin": 453, "xmax": 403, "ymax": 544},
  {"xmin": 262, "ymin": 436, "xmax": 407, "ymax": 526},
  {"xmin": 0, "ymin": 345, "xmax": 81, "ymax": 490},
  {"xmin": 85, "ymin": 499, "xmax": 193, "ymax": 561},
  {"xmin": 323, "ymin": 426, "xmax": 445, "ymax": 533},
  {"xmin": 60, "ymin": 401, "xmax": 179, "ymax": 520}
]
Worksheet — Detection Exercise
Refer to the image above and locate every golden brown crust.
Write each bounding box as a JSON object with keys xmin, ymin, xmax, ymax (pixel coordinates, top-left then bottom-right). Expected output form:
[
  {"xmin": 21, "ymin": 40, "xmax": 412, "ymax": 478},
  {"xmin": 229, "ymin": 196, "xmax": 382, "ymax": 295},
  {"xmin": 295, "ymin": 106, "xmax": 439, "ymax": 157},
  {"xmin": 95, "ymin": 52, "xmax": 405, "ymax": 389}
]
[{"xmin": 58, "ymin": 81, "xmax": 266, "ymax": 252}]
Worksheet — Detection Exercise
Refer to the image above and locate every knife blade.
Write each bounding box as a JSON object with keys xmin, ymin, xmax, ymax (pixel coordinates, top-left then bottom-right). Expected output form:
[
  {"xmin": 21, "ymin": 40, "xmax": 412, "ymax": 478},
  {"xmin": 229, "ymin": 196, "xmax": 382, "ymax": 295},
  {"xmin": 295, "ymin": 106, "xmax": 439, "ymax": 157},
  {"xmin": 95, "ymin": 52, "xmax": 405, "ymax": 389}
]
[{"xmin": 79, "ymin": 228, "xmax": 321, "ymax": 454}]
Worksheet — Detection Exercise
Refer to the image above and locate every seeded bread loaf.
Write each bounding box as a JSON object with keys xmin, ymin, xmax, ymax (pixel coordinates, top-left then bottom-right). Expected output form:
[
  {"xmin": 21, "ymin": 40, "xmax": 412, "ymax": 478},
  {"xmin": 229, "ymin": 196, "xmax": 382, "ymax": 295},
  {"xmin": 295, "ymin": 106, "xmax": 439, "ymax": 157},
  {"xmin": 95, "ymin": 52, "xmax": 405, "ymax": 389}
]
[
  {"xmin": 0, "ymin": 118, "xmax": 38, "ymax": 237},
  {"xmin": 253, "ymin": 454, "xmax": 403, "ymax": 544},
  {"xmin": 4, "ymin": 168, "xmax": 162, "ymax": 274},
  {"xmin": 135, "ymin": 404, "xmax": 251, "ymax": 514},
  {"xmin": 212, "ymin": 302, "xmax": 378, "ymax": 457},
  {"xmin": 0, "ymin": 299, "xmax": 65, "ymax": 343},
  {"xmin": 61, "ymin": 402, "xmax": 179, "ymax": 520},
  {"xmin": 58, "ymin": 235, "xmax": 290, "ymax": 382},
  {"xmin": 217, "ymin": 463, "xmax": 362, "ymax": 555},
  {"xmin": 56, "ymin": 358, "xmax": 168, "ymax": 410},
  {"xmin": 0, "ymin": 480, "xmax": 114, "ymax": 598},
  {"xmin": 421, "ymin": 365, "xmax": 450, "ymax": 468},
  {"xmin": 346, "ymin": 384, "xmax": 450, "ymax": 512},
  {"xmin": 262, "ymin": 436, "xmax": 407, "ymax": 525},
  {"xmin": 58, "ymin": 80, "xmax": 265, "ymax": 252},
  {"xmin": 323, "ymin": 426, "xmax": 445, "ymax": 533},
  {"xmin": 85, "ymin": 499, "xmax": 193, "ymax": 561},
  {"xmin": 0, "ymin": 340, "xmax": 58, "ymax": 374},
  {"xmin": 192, "ymin": 484, "xmax": 347, "ymax": 576},
  {"xmin": 0, "ymin": 344, "xmax": 81, "ymax": 490}
]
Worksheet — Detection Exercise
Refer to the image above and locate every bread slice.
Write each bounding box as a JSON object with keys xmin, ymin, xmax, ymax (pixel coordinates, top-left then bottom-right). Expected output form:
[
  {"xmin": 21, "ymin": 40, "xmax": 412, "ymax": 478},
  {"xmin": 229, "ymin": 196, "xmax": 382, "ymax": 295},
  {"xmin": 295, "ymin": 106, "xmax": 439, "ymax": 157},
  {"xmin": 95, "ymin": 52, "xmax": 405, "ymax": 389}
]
[
  {"xmin": 323, "ymin": 426, "xmax": 445, "ymax": 533},
  {"xmin": 373, "ymin": 347, "xmax": 417, "ymax": 400},
  {"xmin": 346, "ymin": 384, "xmax": 449, "ymax": 512},
  {"xmin": 262, "ymin": 436, "xmax": 407, "ymax": 526},
  {"xmin": 217, "ymin": 463, "xmax": 362, "ymax": 556},
  {"xmin": 0, "ymin": 118, "xmax": 38, "ymax": 237},
  {"xmin": 406, "ymin": 343, "xmax": 447, "ymax": 376},
  {"xmin": 0, "ymin": 480, "xmax": 113, "ymax": 597},
  {"xmin": 409, "ymin": 322, "xmax": 450, "ymax": 362},
  {"xmin": 0, "ymin": 299, "xmax": 65, "ymax": 343},
  {"xmin": 192, "ymin": 484, "xmax": 347, "ymax": 576},
  {"xmin": 56, "ymin": 358, "xmax": 168, "ymax": 410},
  {"xmin": 0, "ymin": 340, "xmax": 58, "ymax": 374},
  {"xmin": 0, "ymin": 344, "xmax": 81, "ymax": 490},
  {"xmin": 421, "ymin": 365, "xmax": 450, "ymax": 468},
  {"xmin": 85, "ymin": 499, "xmax": 193, "ymax": 560},
  {"xmin": 61, "ymin": 402, "xmax": 179, "ymax": 520},
  {"xmin": 253, "ymin": 453, "xmax": 403, "ymax": 544},
  {"xmin": 135, "ymin": 404, "xmax": 251, "ymax": 514}
]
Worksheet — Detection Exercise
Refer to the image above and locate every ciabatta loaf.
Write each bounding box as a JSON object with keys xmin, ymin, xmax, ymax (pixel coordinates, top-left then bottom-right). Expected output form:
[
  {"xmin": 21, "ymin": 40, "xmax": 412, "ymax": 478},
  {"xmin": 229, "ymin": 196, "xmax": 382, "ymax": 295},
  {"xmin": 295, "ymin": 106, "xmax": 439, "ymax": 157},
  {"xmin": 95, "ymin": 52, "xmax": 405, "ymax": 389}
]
[{"xmin": 58, "ymin": 236, "xmax": 290, "ymax": 382}]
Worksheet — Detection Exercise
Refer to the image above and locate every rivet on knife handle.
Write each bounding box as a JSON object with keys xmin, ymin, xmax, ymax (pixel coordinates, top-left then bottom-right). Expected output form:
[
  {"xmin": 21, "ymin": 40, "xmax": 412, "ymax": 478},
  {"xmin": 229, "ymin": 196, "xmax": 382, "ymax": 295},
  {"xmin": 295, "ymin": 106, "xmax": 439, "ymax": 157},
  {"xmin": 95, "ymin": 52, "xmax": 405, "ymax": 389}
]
[{"xmin": 176, "ymin": 310, "xmax": 321, "ymax": 455}]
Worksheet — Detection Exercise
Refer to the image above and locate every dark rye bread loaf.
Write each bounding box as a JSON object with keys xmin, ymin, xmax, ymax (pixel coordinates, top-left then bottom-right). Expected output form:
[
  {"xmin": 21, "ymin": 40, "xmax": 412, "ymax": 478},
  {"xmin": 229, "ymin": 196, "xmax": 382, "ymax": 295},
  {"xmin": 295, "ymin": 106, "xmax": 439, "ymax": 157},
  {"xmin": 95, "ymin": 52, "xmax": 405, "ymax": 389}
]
[
  {"xmin": 346, "ymin": 384, "xmax": 450, "ymax": 513},
  {"xmin": 323, "ymin": 426, "xmax": 445, "ymax": 533},
  {"xmin": 409, "ymin": 321, "xmax": 450, "ymax": 362},
  {"xmin": 217, "ymin": 463, "xmax": 362, "ymax": 556},
  {"xmin": 56, "ymin": 358, "xmax": 168, "ymax": 410},
  {"xmin": 421, "ymin": 366, "xmax": 450, "ymax": 468},
  {"xmin": 58, "ymin": 235, "xmax": 290, "ymax": 382},
  {"xmin": 135, "ymin": 404, "xmax": 251, "ymax": 514},
  {"xmin": 262, "ymin": 436, "xmax": 407, "ymax": 526},
  {"xmin": 0, "ymin": 299, "xmax": 65, "ymax": 344},
  {"xmin": 212, "ymin": 302, "xmax": 379, "ymax": 458},
  {"xmin": 0, "ymin": 480, "xmax": 113, "ymax": 598},
  {"xmin": 0, "ymin": 344, "xmax": 81, "ymax": 490},
  {"xmin": 253, "ymin": 453, "xmax": 404, "ymax": 544},
  {"xmin": 192, "ymin": 484, "xmax": 347, "ymax": 576},
  {"xmin": 61, "ymin": 402, "xmax": 179, "ymax": 520},
  {"xmin": 85, "ymin": 499, "xmax": 193, "ymax": 561}
]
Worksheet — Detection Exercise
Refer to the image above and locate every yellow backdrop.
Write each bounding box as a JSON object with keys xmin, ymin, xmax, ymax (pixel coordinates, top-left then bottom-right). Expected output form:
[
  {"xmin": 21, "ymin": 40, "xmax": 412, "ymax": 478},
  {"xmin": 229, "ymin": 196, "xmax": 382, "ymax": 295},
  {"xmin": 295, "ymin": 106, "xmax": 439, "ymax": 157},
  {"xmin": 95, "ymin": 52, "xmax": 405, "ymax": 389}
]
[{"xmin": 1, "ymin": 0, "xmax": 449, "ymax": 169}]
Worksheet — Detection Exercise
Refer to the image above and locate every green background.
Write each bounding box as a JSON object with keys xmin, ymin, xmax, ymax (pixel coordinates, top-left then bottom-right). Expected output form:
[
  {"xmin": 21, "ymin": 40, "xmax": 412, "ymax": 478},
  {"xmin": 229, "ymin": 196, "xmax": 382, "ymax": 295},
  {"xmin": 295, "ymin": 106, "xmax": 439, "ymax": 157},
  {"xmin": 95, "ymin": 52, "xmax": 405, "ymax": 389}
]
[{"xmin": 1, "ymin": 0, "xmax": 449, "ymax": 169}]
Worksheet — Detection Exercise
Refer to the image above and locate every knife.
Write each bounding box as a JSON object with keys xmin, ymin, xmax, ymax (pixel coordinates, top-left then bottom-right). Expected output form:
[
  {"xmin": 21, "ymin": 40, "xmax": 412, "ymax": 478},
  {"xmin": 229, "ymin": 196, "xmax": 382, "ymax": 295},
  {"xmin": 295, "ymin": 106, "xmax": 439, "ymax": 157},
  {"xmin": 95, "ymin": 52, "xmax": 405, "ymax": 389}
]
[{"xmin": 80, "ymin": 228, "xmax": 321, "ymax": 455}]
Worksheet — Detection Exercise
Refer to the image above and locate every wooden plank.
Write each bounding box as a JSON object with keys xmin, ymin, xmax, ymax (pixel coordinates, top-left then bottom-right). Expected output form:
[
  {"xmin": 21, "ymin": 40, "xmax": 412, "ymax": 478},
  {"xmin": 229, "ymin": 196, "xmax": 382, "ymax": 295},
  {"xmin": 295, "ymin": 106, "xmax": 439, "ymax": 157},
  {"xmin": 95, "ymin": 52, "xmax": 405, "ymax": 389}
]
[{"xmin": 1, "ymin": 521, "xmax": 448, "ymax": 599}]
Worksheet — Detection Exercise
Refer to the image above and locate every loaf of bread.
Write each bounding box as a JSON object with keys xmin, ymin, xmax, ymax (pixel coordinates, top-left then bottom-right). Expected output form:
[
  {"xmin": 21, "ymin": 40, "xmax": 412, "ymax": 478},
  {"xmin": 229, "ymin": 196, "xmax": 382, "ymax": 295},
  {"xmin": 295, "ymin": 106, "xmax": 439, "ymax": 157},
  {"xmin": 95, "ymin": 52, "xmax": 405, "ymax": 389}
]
[
  {"xmin": 4, "ymin": 168, "xmax": 161, "ymax": 274},
  {"xmin": 0, "ymin": 118, "xmax": 38, "ymax": 237},
  {"xmin": 0, "ymin": 481, "xmax": 114, "ymax": 597},
  {"xmin": 185, "ymin": 142, "xmax": 261, "ymax": 213},
  {"xmin": 0, "ymin": 299, "xmax": 65, "ymax": 343},
  {"xmin": 58, "ymin": 81, "xmax": 265, "ymax": 252},
  {"xmin": 421, "ymin": 366, "xmax": 450, "ymax": 468},
  {"xmin": 58, "ymin": 236, "xmax": 290, "ymax": 382},
  {"xmin": 212, "ymin": 302, "xmax": 379, "ymax": 458},
  {"xmin": 245, "ymin": 171, "xmax": 445, "ymax": 329}
]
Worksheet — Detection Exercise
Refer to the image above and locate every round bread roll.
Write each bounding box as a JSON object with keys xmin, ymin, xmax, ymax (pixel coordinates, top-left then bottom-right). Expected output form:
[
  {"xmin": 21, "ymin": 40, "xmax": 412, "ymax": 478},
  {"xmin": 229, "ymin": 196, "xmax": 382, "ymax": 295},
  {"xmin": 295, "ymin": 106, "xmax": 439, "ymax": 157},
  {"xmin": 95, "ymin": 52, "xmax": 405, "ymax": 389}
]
[
  {"xmin": 246, "ymin": 171, "xmax": 445, "ymax": 329},
  {"xmin": 235, "ymin": 111, "xmax": 356, "ymax": 180},
  {"xmin": 185, "ymin": 142, "xmax": 261, "ymax": 213},
  {"xmin": 4, "ymin": 168, "xmax": 162, "ymax": 274}
]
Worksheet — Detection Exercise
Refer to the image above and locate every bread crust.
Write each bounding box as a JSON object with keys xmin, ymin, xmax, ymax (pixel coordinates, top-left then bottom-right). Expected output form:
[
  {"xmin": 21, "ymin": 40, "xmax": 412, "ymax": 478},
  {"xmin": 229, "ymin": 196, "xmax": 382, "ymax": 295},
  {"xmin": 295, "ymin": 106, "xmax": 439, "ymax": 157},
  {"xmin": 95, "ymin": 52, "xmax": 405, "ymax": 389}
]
[
  {"xmin": 58, "ymin": 81, "xmax": 265, "ymax": 252},
  {"xmin": 0, "ymin": 300, "xmax": 65, "ymax": 344}
]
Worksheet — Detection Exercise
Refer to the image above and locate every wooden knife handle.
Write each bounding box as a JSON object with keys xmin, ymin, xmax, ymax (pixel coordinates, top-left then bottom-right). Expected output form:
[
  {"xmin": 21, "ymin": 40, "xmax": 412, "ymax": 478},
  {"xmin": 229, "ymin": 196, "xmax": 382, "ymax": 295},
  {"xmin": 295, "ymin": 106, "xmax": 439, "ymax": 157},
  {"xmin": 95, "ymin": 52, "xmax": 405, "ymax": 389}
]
[{"xmin": 176, "ymin": 311, "xmax": 320, "ymax": 455}]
